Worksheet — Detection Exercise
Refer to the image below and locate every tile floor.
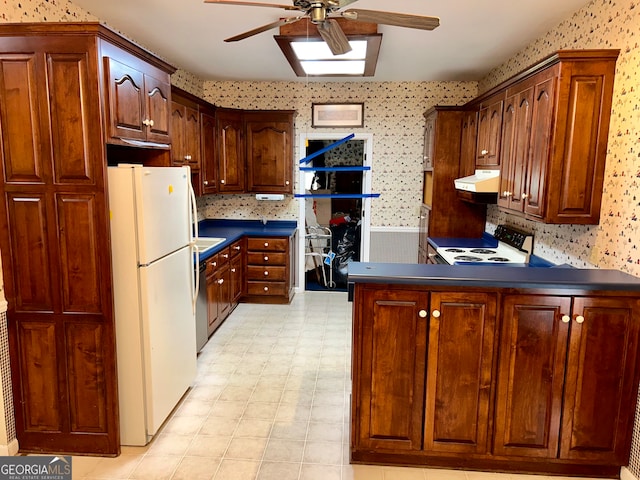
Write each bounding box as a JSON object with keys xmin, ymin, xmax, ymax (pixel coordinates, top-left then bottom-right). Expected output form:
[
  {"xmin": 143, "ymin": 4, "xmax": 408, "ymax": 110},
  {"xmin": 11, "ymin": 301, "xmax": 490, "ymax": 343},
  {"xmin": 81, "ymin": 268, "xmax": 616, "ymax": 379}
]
[{"xmin": 72, "ymin": 291, "xmax": 608, "ymax": 480}]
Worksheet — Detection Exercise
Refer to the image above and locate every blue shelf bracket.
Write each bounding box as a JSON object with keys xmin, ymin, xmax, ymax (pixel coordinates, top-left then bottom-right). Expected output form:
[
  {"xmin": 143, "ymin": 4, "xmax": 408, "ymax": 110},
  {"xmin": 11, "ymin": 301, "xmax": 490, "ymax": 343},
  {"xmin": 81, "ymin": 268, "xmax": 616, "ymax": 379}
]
[{"xmin": 299, "ymin": 133, "xmax": 355, "ymax": 165}]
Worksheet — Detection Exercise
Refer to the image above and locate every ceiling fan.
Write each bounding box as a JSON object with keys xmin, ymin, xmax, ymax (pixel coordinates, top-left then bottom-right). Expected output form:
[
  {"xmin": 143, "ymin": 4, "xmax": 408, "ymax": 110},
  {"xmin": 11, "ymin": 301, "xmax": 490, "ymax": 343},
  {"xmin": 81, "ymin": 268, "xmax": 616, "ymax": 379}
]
[{"xmin": 204, "ymin": 0, "xmax": 440, "ymax": 56}]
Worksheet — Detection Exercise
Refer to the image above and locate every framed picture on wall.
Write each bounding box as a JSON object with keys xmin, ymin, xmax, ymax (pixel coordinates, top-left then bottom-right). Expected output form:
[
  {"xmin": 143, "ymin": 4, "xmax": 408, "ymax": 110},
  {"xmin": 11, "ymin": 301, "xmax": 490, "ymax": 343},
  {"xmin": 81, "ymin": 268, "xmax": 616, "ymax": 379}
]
[{"xmin": 312, "ymin": 103, "xmax": 364, "ymax": 128}]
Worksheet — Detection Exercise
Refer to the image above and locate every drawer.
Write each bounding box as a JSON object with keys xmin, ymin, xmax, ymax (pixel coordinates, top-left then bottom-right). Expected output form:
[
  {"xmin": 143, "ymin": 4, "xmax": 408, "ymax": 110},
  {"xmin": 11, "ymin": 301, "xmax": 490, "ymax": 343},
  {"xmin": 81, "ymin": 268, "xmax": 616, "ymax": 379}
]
[
  {"xmin": 229, "ymin": 240, "xmax": 243, "ymax": 258},
  {"xmin": 246, "ymin": 281, "xmax": 287, "ymax": 297},
  {"xmin": 247, "ymin": 237, "xmax": 288, "ymax": 252},
  {"xmin": 205, "ymin": 253, "xmax": 219, "ymax": 275},
  {"xmin": 247, "ymin": 265, "xmax": 287, "ymax": 281},
  {"xmin": 246, "ymin": 252, "xmax": 287, "ymax": 265}
]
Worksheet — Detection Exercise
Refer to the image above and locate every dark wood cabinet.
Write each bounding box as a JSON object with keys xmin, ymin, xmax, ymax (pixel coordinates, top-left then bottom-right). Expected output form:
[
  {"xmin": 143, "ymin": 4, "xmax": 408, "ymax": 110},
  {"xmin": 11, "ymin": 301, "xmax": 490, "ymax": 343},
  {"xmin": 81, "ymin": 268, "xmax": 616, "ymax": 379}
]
[
  {"xmin": 0, "ymin": 23, "xmax": 158, "ymax": 455},
  {"xmin": 417, "ymin": 205, "xmax": 429, "ymax": 263},
  {"xmin": 205, "ymin": 249, "xmax": 232, "ymax": 336},
  {"xmin": 230, "ymin": 240, "xmax": 244, "ymax": 303},
  {"xmin": 420, "ymin": 108, "xmax": 486, "ymax": 246},
  {"xmin": 200, "ymin": 109, "xmax": 218, "ymax": 195},
  {"xmin": 476, "ymin": 92, "xmax": 503, "ymax": 167},
  {"xmin": 244, "ymin": 236, "xmax": 294, "ymax": 303},
  {"xmin": 422, "ymin": 113, "xmax": 435, "ymax": 170},
  {"xmin": 170, "ymin": 92, "xmax": 200, "ymax": 170},
  {"xmin": 459, "ymin": 110, "xmax": 478, "ymax": 177},
  {"xmin": 216, "ymin": 108, "xmax": 245, "ymax": 193},
  {"xmin": 351, "ymin": 282, "xmax": 640, "ymax": 476},
  {"xmin": 102, "ymin": 43, "xmax": 172, "ymax": 146},
  {"xmin": 424, "ymin": 292, "xmax": 497, "ymax": 454},
  {"xmin": 352, "ymin": 286, "xmax": 428, "ymax": 452},
  {"xmin": 245, "ymin": 111, "xmax": 294, "ymax": 194}
]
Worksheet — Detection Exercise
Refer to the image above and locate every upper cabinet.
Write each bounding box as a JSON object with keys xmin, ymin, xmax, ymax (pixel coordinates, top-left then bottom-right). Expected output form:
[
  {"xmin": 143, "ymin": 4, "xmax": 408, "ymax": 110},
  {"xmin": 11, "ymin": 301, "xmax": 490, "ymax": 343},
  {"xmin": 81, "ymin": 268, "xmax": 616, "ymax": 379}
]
[
  {"xmin": 475, "ymin": 92, "xmax": 504, "ymax": 167},
  {"xmin": 101, "ymin": 41, "xmax": 174, "ymax": 146},
  {"xmin": 171, "ymin": 90, "xmax": 201, "ymax": 170},
  {"xmin": 245, "ymin": 111, "xmax": 295, "ymax": 194},
  {"xmin": 200, "ymin": 109, "xmax": 218, "ymax": 196},
  {"xmin": 467, "ymin": 49, "xmax": 619, "ymax": 224},
  {"xmin": 216, "ymin": 108, "xmax": 245, "ymax": 193}
]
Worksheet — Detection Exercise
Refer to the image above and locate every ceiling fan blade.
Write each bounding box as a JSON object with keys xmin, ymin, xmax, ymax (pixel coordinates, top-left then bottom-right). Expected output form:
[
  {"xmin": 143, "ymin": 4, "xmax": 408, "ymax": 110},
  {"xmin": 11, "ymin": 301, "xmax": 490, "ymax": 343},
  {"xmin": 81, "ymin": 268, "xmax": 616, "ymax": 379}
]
[
  {"xmin": 225, "ymin": 16, "xmax": 304, "ymax": 42},
  {"xmin": 341, "ymin": 9, "xmax": 440, "ymax": 30},
  {"xmin": 204, "ymin": 0, "xmax": 300, "ymax": 10},
  {"xmin": 317, "ymin": 19, "xmax": 352, "ymax": 55}
]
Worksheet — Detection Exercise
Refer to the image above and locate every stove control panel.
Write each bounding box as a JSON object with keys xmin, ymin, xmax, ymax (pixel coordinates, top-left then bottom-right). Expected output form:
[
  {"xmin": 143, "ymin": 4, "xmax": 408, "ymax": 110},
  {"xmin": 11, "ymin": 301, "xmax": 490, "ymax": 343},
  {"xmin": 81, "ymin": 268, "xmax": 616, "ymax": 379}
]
[{"xmin": 493, "ymin": 225, "xmax": 534, "ymax": 253}]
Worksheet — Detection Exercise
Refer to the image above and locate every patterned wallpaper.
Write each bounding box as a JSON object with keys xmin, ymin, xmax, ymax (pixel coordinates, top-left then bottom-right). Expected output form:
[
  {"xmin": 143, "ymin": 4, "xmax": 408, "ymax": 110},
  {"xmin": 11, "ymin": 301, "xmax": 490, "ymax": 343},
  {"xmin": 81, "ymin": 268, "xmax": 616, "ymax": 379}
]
[
  {"xmin": 199, "ymin": 81, "xmax": 477, "ymax": 223},
  {"xmin": 480, "ymin": 0, "xmax": 640, "ymax": 277}
]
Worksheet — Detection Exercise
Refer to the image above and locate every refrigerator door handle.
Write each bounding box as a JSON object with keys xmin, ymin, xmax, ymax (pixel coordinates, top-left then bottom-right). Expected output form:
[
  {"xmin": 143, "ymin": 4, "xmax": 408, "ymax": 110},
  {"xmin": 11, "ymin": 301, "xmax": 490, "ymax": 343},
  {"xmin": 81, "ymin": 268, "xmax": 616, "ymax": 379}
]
[{"xmin": 188, "ymin": 175, "xmax": 199, "ymax": 314}]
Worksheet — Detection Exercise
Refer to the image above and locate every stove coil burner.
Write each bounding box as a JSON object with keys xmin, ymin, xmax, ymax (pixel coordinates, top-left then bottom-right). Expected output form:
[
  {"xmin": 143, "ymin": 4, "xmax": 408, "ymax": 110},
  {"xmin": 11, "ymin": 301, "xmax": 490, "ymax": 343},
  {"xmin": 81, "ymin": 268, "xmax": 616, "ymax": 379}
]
[
  {"xmin": 488, "ymin": 257, "xmax": 511, "ymax": 262},
  {"xmin": 445, "ymin": 248, "xmax": 465, "ymax": 253},
  {"xmin": 470, "ymin": 248, "xmax": 497, "ymax": 255},
  {"xmin": 454, "ymin": 255, "xmax": 483, "ymax": 262}
]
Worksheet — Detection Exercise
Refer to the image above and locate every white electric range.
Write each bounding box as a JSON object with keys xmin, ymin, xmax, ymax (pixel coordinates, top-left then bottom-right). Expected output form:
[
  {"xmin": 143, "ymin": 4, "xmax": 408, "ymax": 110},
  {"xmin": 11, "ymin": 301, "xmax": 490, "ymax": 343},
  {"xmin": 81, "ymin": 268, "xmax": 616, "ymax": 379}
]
[{"xmin": 435, "ymin": 225, "xmax": 534, "ymax": 266}]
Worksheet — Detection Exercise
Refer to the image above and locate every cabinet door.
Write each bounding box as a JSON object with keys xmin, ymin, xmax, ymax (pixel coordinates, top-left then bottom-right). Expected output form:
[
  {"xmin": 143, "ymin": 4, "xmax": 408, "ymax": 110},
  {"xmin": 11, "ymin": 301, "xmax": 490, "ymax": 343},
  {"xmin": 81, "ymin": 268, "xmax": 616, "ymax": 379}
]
[
  {"xmin": 246, "ymin": 114, "xmax": 293, "ymax": 193},
  {"xmin": 560, "ymin": 297, "xmax": 640, "ymax": 463},
  {"xmin": 459, "ymin": 110, "xmax": 478, "ymax": 177},
  {"xmin": 200, "ymin": 111, "xmax": 217, "ymax": 195},
  {"xmin": 423, "ymin": 113, "xmax": 435, "ymax": 169},
  {"xmin": 170, "ymin": 101, "xmax": 186, "ymax": 166},
  {"xmin": 424, "ymin": 292, "xmax": 497, "ymax": 454},
  {"xmin": 104, "ymin": 57, "xmax": 146, "ymax": 141},
  {"xmin": 217, "ymin": 262, "xmax": 231, "ymax": 321},
  {"xmin": 184, "ymin": 105, "xmax": 200, "ymax": 170},
  {"xmin": 417, "ymin": 205, "xmax": 429, "ymax": 263},
  {"xmin": 352, "ymin": 286, "xmax": 428, "ymax": 451},
  {"xmin": 476, "ymin": 95, "xmax": 503, "ymax": 167},
  {"xmin": 523, "ymin": 76, "xmax": 556, "ymax": 218},
  {"xmin": 230, "ymin": 253, "xmax": 243, "ymax": 304},
  {"xmin": 216, "ymin": 110, "xmax": 245, "ymax": 192},
  {"xmin": 143, "ymin": 73, "xmax": 171, "ymax": 144},
  {"xmin": 494, "ymin": 295, "xmax": 571, "ymax": 458},
  {"xmin": 498, "ymin": 88, "xmax": 533, "ymax": 211}
]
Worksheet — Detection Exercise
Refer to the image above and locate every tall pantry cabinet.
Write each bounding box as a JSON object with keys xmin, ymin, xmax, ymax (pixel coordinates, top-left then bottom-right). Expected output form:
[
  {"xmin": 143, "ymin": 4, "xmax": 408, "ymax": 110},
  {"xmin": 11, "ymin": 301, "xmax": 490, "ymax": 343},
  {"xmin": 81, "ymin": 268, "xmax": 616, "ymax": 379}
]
[{"xmin": 0, "ymin": 23, "xmax": 175, "ymax": 456}]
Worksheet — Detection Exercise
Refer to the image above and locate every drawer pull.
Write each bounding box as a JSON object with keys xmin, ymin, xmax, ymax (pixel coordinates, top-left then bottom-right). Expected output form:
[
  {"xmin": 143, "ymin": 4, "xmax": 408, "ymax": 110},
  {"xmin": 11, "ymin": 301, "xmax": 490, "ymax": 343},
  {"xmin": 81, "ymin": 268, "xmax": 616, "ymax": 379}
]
[
  {"xmin": 432, "ymin": 309, "xmax": 441, "ymax": 318},
  {"xmin": 575, "ymin": 315, "xmax": 585, "ymax": 324},
  {"xmin": 264, "ymin": 271, "xmax": 269, "ymax": 276},
  {"xmin": 210, "ymin": 261, "xmax": 217, "ymax": 267},
  {"xmin": 263, "ymin": 286, "xmax": 269, "ymax": 292},
  {"xmin": 418, "ymin": 310, "xmax": 428, "ymax": 318},
  {"xmin": 222, "ymin": 253, "xmax": 229, "ymax": 259},
  {"xmin": 264, "ymin": 242, "xmax": 269, "ymax": 247},
  {"xmin": 234, "ymin": 246, "xmax": 241, "ymax": 250},
  {"xmin": 561, "ymin": 315, "xmax": 570, "ymax": 323},
  {"xmin": 218, "ymin": 279, "xmax": 224, "ymax": 285},
  {"xmin": 264, "ymin": 256, "xmax": 269, "ymax": 261}
]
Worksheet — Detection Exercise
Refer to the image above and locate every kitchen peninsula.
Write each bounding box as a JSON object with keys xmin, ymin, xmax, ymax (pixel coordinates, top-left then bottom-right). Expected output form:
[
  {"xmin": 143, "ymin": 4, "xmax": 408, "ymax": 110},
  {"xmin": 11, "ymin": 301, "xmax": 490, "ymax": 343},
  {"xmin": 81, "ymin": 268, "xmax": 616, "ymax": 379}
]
[{"xmin": 348, "ymin": 263, "xmax": 640, "ymax": 477}]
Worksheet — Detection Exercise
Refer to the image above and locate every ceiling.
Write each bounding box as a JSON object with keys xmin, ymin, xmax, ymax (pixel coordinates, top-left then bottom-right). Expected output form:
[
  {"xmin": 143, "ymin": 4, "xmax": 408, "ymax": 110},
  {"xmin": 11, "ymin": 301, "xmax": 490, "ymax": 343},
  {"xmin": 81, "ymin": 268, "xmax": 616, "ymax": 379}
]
[{"xmin": 71, "ymin": 0, "xmax": 592, "ymax": 82}]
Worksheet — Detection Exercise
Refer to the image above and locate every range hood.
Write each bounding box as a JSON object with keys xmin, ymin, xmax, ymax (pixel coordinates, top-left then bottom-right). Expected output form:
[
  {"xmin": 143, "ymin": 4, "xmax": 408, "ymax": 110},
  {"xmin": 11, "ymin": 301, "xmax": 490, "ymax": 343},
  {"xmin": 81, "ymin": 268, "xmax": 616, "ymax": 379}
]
[{"xmin": 454, "ymin": 169, "xmax": 500, "ymax": 193}]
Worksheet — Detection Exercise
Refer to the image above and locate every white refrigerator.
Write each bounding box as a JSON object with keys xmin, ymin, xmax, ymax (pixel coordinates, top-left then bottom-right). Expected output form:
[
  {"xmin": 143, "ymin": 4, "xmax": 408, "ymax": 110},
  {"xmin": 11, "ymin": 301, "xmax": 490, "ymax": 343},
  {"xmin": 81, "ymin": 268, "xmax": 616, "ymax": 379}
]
[{"xmin": 108, "ymin": 164, "xmax": 199, "ymax": 446}]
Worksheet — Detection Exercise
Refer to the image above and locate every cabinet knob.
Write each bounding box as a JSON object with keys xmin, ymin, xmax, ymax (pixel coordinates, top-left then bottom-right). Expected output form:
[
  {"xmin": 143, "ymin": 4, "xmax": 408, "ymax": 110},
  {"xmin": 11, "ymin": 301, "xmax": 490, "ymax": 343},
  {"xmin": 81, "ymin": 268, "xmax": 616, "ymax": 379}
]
[
  {"xmin": 418, "ymin": 310, "xmax": 428, "ymax": 318},
  {"xmin": 149, "ymin": 119, "xmax": 154, "ymax": 127},
  {"xmin": 522, "ymin": 193, "xmax": 529, "ymax": 199},
  {"xmin": 575, "ymin": 315, "xmax": 585, "ymax": 324},
  {"xmin": 234, "ymin": 246, "xmax": 241, "ymax": 250},
  {"xmin": 204, "ymin": 180, "xmax": 209, "ymax": 186},
  {"xmin": 481, "ymin": 149, "xmax": 488, "ymax": 155},
  {"xmin": 264, "ymin": 271, "xmax": 269, "ymax": 276},
  {"xmin": 561, "ymin": 315, "xmax": 571, "ymax": 323},
  {"xmin": 210, "ymin": 261, "xmax": 217, "ymax": 267},
  {"xmin": 223, "ymin": 253, "xmax": 229, "ymax": 259},
  {"xmin": 142, "ymin": 119, "xmax": 150, "ymax": 126},
  {"xmin": 263, "ymin": 286, "xmax": 269, "ymax": 292},
  {"xmin": 220, "ymin": 179, "xmax": 226, "ymax": 184},
  {"xmin": 218, "ymin": 278, "xmax": 224, "ymax": 284},
  {"xmin": 505, "ymin": 191, "xmax": 512, "ymax": 197},
  {"xmin": 231, "ymin": 268, "xmax": 236, "ymax": 273},
  {"xmin": 264, "ymin": 242, "xmax": 269, "ymax": 247},
  {"xmin": 432, "ymin": 309, "xmax": 441, "ymax": 318},
  {"xmin": 285, "ymin": 180, "xmax": 290, "ymax": 185},
  {"xmin": 264, "ymin": 256, "xmax": 269, "ymax": 261}
]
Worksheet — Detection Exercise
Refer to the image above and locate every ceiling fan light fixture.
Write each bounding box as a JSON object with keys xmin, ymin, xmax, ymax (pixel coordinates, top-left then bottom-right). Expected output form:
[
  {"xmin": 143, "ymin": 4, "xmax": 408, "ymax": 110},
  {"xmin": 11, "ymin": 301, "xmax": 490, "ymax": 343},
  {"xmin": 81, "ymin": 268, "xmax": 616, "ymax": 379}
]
[
  {"xmin": 291, "ymin": 39, "xmax": 367, "ymax": 60},
  {"xmin": 301, "ymin": 59, "xmax": 365, "ymax": 75}
]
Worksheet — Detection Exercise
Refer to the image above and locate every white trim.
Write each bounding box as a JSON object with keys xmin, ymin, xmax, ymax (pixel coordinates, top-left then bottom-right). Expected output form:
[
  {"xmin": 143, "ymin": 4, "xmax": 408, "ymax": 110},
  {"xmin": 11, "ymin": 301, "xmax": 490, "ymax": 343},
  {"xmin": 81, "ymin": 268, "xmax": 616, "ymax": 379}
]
[
  {"xmin": 0, "ymin": 439, "xmax": 19, "ymax": 456},
  {"xmin": 622, "ymin": 466, "xmax": 638, "ymax": 480},
  {"xmin": 297, "ymin": 132, "xmax": 373, "ymax": 290}
]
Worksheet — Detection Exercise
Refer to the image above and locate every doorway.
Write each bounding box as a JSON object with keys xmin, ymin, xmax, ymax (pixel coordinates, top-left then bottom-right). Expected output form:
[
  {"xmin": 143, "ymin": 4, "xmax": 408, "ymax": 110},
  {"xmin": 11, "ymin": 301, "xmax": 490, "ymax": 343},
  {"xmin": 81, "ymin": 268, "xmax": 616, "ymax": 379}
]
[{"xmin": 297, "ymin": 133, "xmax": 373, "ymax": 292}]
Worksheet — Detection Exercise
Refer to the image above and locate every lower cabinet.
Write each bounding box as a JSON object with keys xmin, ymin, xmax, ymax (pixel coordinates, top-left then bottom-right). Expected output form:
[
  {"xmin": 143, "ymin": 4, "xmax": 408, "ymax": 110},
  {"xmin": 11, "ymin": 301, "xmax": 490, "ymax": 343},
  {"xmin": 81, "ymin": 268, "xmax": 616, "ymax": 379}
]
[
  {"xmin": 205, "ymin": 241, "xmax": 243, "ymax": 336},
  {"xmin": 244, "ymin": 236, "xmax": 294, "ymax": 303},
  {"xmin": 350, "ymin": 283, "xmax": 640, "ymax": 476}
]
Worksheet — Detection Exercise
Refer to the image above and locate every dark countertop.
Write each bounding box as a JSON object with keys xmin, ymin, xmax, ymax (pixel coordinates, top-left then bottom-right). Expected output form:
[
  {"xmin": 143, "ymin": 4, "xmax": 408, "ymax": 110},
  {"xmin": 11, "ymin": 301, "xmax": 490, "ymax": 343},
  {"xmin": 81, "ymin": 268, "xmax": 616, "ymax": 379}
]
[
  {"xmin": 347, "ymin": 262, "xmax": 640, "ymax": 292},
  {"xmin": 197, "ymin": 219, "xmax": 297, "ymax": 263}
]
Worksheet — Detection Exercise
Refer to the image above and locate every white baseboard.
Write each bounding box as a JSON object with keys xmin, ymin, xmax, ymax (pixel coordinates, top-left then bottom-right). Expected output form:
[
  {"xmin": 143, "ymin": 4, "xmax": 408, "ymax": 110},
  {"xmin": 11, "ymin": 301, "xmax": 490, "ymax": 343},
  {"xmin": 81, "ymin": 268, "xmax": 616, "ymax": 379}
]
[
  {"xmin": 0, "ymin": 438, "xmax": 19, "ymax": 456},
  {"xmin": 622, "ymin": 466, "xmax": 638, "ymax": 480}
]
